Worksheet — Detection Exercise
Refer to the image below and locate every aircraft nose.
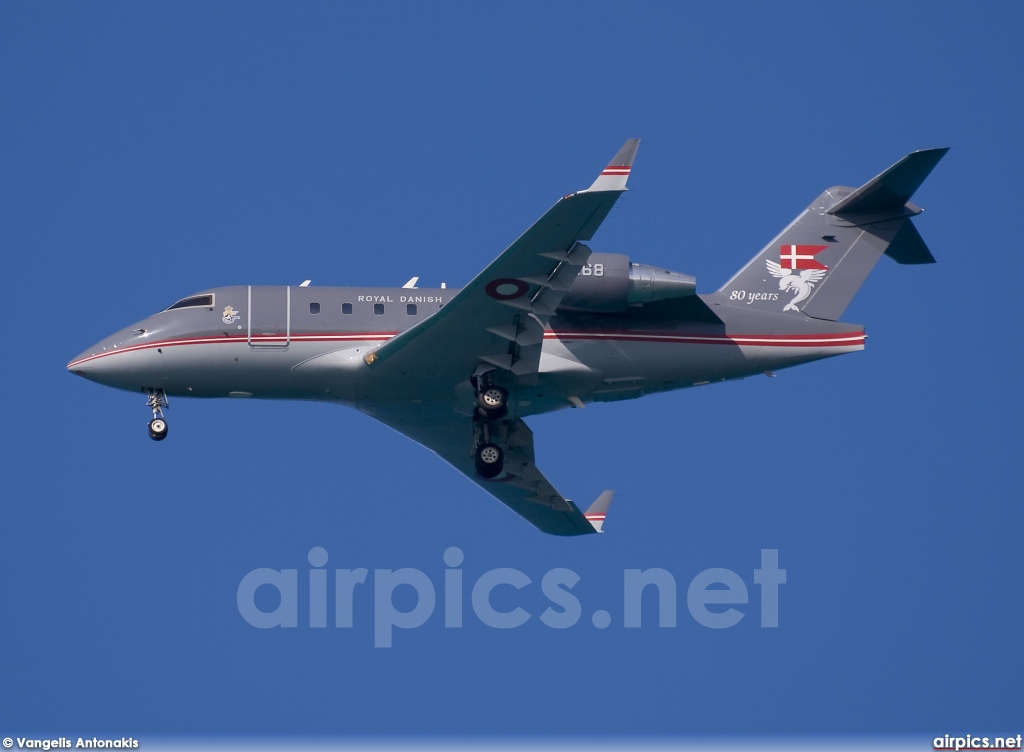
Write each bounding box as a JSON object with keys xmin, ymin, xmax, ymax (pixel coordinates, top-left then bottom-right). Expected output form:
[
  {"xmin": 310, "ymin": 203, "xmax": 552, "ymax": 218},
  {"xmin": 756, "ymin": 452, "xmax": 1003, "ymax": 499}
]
[
  {"xmin": 67, "ymin": 344, "xmax": 107, "ymax": 380},
  {"xmin": 67, "ymin": 333, "xmax": 142, "ymax": 386},
  {"xmin": 67, "ymin": 324, "xmax": 165, "ymax": 392}
]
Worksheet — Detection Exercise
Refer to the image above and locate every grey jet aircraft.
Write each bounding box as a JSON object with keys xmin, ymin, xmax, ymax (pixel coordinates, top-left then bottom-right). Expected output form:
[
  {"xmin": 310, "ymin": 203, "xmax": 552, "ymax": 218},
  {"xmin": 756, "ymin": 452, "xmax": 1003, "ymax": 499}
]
[{"xmin": 68, "ymin": 140, "xmax": 946, "ymax": 535}]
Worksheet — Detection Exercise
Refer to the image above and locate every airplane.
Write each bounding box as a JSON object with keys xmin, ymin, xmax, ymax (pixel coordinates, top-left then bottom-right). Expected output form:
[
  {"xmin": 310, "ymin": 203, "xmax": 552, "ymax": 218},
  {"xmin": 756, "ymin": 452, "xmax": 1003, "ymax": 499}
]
[{"xmin": 67, "ymin": 140, "xmax": 947, "ymax": 536}]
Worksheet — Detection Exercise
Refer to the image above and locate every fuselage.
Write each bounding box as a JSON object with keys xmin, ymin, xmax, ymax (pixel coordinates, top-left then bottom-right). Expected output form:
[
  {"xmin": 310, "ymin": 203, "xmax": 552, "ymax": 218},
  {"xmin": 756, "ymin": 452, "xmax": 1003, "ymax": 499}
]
[{"xmin": 67, "ymin": 284, "xmax": 865, "ymax": 419}]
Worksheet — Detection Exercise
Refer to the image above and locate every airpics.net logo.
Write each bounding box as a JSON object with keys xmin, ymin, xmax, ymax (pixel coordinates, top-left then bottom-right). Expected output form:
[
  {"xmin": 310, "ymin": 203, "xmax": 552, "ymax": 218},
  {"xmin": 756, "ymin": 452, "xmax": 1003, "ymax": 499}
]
[{"xmin": 236, "ymin": 547, "xmax": 786, "ymax": 647}]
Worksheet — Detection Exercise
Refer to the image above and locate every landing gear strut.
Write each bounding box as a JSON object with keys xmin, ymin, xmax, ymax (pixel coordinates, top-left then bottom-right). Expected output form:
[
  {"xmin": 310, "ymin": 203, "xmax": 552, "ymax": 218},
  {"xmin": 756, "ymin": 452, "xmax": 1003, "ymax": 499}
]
[{"xmin": 146, "ymin": 389, "xmax": 169, "ymax": 441}]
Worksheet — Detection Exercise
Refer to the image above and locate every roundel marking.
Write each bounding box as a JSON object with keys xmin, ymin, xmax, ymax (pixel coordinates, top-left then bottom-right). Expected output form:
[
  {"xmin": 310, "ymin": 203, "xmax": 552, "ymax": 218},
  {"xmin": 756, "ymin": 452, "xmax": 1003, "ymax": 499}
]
[{"xmin": 485, "ymin": 278, "xmax": 530, "ymax": 301}]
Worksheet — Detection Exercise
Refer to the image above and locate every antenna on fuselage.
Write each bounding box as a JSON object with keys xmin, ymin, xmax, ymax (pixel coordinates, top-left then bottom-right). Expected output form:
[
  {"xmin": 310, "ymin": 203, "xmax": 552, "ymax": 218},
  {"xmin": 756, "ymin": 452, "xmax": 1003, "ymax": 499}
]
[
  {"xmin": 402, "ymin": 277, "xmax": 419, "ymax": 289},
  {"xmin": 299, "ymin": 280, "xmax": 311, "ymax": 287}
]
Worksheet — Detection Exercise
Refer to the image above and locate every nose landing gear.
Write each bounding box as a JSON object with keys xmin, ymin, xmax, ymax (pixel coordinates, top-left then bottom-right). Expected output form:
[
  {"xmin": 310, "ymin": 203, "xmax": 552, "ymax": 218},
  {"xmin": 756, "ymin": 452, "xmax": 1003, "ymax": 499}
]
[
  {"xmin": 146, "ymin": 389, "xmax": 169, "ymax": 441},
  {"xmin": 148, "ymin": 418, "xmax": 168, "ymax": 441}
]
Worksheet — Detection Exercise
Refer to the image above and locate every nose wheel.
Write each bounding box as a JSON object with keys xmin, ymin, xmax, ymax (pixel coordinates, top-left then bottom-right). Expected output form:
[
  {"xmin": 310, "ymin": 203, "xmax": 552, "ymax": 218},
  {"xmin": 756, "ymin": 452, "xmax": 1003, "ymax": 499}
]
[
  {"xmin": 148, "ymin": 418, "xmax": 168, "ymax": 441},
  {"xmin": 146, "ymin": 389, "xmax": 169, "ymax": 442}
]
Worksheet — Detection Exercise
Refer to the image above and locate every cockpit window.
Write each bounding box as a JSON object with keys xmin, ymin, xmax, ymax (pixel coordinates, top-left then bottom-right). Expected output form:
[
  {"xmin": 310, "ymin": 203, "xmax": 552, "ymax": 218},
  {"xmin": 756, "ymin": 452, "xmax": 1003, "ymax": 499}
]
[{"xmin": 165, "ymin": 294, "xmax": 214, "ymax": 311}]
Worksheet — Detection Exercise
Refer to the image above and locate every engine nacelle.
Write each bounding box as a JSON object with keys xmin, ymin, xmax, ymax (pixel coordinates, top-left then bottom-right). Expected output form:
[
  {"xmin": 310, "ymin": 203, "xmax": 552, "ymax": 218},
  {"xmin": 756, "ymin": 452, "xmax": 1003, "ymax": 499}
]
[{"xmin": 558, "ymin": 253, "xmax": 696, "ymax": 313}]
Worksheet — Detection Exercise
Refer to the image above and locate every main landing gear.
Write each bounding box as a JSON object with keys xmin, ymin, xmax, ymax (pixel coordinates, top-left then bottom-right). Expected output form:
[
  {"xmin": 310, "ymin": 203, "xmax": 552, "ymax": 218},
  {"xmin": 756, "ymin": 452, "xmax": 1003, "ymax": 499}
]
[
  {"xmin": 472, "ymin": 374, "xmax": 509, "ymax": 479},
  {"xmin": 477, "ymin": 384, "xmax": 508, "ymax": 419},
  {"xmin": 475, "ymin": 441, "xmax": 504, "ymax": 479},
  {"xmin": 146, "ymin": 389, "xmax": 169, "ymax": 441}
]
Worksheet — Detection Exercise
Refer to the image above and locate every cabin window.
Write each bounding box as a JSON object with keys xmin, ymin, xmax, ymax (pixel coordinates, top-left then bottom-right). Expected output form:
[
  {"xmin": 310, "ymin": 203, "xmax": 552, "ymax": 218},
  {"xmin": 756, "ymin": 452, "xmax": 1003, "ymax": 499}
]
[
  {"xmin": 407, "ymin": 304, "xmax": 417, "ymax": 315},
  {"xmin": 165, "ymin": 294, "xmax": 214, "ymax": 311},
  {"xmin": 342, "ymin": 303, "xmax": 353, "ymax": 314},
  {"xmin": 373, "ymin": 303, "xmax": 385, "ymax": 315},
  {"xmin": 309, "ymin": 302, "xmax": 321, "ymax": 315}
]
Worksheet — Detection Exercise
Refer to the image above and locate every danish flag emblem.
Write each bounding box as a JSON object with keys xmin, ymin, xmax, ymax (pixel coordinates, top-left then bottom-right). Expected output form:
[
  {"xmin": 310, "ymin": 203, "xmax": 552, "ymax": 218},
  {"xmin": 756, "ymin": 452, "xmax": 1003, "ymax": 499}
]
[{"xmin": 779, "ymin": 244, "xmax": 828, "ymax": 270}]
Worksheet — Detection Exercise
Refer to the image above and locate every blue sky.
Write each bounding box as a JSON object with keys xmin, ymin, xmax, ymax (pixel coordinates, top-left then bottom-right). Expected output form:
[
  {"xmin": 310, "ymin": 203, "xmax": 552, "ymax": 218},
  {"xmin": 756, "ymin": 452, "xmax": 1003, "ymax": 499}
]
[{"xmin": 2, "ymin": 1, "xmax": 1022, "ymax": 741}]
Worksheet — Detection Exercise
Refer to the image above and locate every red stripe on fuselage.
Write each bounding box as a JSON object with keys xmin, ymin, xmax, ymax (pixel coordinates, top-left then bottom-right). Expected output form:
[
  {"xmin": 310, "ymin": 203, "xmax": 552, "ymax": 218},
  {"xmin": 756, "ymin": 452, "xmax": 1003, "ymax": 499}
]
[
  {"xmin": 68, "ymin": 329, "xmax": 863, "ymax": 368},
  {"xmin": 545, "ymin": 331, "xmax": 865, "ymax": 347},
  {"xmin": 67, "ymin": 332, "xmax": 397, "ymax": 368}
]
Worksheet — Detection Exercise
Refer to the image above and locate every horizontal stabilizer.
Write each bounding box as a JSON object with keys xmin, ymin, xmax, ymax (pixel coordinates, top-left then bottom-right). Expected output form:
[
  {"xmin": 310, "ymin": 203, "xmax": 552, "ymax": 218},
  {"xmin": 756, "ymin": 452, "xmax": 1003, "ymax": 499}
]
[{"xmin": 827, "ymin": 148, "xmax": 949, "ymax": 215}]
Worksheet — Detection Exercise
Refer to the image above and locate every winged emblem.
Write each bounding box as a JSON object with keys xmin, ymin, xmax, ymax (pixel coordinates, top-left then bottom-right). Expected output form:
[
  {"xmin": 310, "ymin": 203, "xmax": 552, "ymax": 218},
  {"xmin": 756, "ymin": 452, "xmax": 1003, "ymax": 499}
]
[{"xmin": 766, "ymin": 259, "xmax": 828, "ymax": 312}]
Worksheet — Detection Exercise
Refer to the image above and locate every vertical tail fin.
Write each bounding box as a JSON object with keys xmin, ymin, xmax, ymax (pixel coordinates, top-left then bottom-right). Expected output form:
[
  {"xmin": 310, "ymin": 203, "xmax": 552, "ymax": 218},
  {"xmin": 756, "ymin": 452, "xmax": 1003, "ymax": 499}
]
[{"xmin": 717, "ymin": 149, "xmax": 947, "ymax": 321}]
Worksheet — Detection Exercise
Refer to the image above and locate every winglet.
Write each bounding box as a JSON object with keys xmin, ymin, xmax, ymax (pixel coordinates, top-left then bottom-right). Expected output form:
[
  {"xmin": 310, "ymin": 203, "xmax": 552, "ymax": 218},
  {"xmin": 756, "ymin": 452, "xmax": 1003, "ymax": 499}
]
[
  {"xmin": 583, "ymin": 139, "xmax": 640, "ymax": 193},
  {"xmin": 584, "ymin": 490, "xmax": 614, "ymax": 533}
]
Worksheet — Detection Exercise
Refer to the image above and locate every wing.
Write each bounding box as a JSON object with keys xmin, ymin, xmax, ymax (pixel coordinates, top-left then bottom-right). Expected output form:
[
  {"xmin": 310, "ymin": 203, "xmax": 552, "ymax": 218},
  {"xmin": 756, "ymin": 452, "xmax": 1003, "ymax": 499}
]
[
  {"xmin": 801, "ymin": 268, "xmax": 828, "ymax": 283},
  {"xmin": 363, "ymin": 139, "xmax": 640, "ymax": 389},
  {"xmin": 363, "ymin": 402, "xmax": 610, "ymax": 536},
  {"xmin": 766, "ymin": 259, "xmax": 789, "ymax": 278},
  {"xmin": 353, "ymin": 141, "xmax": 634, "ymax": 534}
]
